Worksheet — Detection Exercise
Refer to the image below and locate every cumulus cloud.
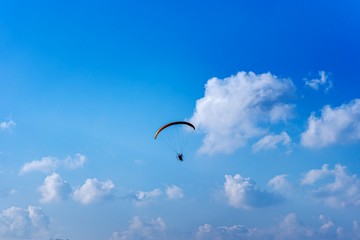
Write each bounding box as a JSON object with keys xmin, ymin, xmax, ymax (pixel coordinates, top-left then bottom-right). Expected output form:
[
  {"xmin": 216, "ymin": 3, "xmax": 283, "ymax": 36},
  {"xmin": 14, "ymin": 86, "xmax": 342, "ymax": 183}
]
[
  {"xmin": 165, "ymin": 185, "xmax": 184, "ymax": 199},
  {"xmin": 301, "ymin": 99, "xmax": 360, "ymax": 148},
  {"xmin": 252, "ymin": 131, "xmax": 291, "ymax": 152},
  {"xmin": 301, "ymin": 164, "xmax": 360, "ymax": 208},
  {"xmin": 304, "ymin": 70, "xmax": 333, "ymax": 92},
  {"xmin": 20, "ymin": 154, "xmax": 86, "ymax": 174},
  {"xmin": 73, "ymin": 178, "xmax": 115, "ymax": 205},
  {"xmin": 133, "ymin": 189, "xmax": 162, "ymax": 207},
  {"xmin": 223, "ymin": 174, "xmax": 283, "ymax": 209},
  {"xmin": 190, "ymin": 71, "xmax": 295, "ymax": 154},
  {"xmin": 38, "ymin": 172, "xmax": 72, "ymax": 203},
  {"xmin": 110, "ymin": 216, "xmax": 166, "ymax": 240},
  {"xmin": 0, "ymin": 119, "xmax": 16, "ymax": 130},
  {"xmin": 0, "ymin": 206, "xmax": 49, "ymax": 239}
]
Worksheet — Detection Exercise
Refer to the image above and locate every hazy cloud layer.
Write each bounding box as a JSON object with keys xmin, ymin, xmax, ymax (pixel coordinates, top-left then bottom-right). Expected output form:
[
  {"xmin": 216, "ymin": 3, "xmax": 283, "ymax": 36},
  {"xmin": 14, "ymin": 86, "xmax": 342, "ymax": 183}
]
[
  {"xmin": 196, "ymin": 213, "xmax": 358, "ymax": 240},
  {"xmin": 301, "ymin": 99, "xmax": 360, "ymax": 148},
  {"xmin": 224, "ymin": 174, "xmax": 283, "ymax": 209},
  {"xmin": 304, "ymin": 71, "xmax": 333, "ymax": 92},
  {"xmin": 38, "ymin": 172, "xmax": 72, "ymax": 203},
  {"xmin": 20, "ymin": 153, "xmax": 86, "ymax": 174},
  {"xmin": 301, "ymin": 164, "xmax": 360, "ymax": 208},
  {"xmin": 110, "ymin": 216, "xmax": 166, "ymax": 240},
  {"xmin": 252, "ymin": 131, "xmax": 291, "ymax": 152},
  {"xmin": 190, "ymin": 71, "xmax": 295, "ymax": 154},
  {"xmin": 0, "ymin": 206, "xmax": 49, "ymax": 239},
  {"xmin": 73, "ymin": 178, "xmax": 115, "ymax": 205}
]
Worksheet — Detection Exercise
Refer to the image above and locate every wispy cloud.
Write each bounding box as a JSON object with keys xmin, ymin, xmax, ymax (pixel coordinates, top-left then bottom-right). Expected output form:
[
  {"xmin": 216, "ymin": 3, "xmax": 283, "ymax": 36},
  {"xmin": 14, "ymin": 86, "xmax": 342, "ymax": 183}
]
[
  {"xmin": 301, "ymin": 99, "xmax": 360, "ymax": 148},
  {"xmin": 195, "ymin": 213, "xmax": 358, "ymax": 240},
  {"xmin": 20, "ymin": 156, "xmax": 59, "ymax": 174},
  {"xmin": 110, "ymin": 216, "xmax": 166, "ymax": 240},
  {"xmin": 0, "ymin": 206, "xmax": 49, "ymax": 239},
  {"xmin": 20, "ymin": 153, "xmax": 86, "ymax": 174},
  {"xmin": 0, "ymin": 119, "xmax": 16, "ymax": 131},
  {"xmin": 301, "ymin": 164, "xmax": 360, "ymax": 208},
  {"xmin": 252, "ymin": 132, "xmax": 291, "ymax": 152},
  {"xmin": 304, "ymin": 70, "xmax": 333, "ymax": 92},
  {"xmin": 133, "ymin": 189, "xmax": 162, "ymax": 207},
  {"xmin": 223, "ymin": 174, "xmax": 283, "ymax": 209},
  {"xmin": 190, "ymin": 71, "xmax": 295, "ymax": 154},
  {"xmin": 196, "ymin": 223, "xmax": 248, "ymax": 240}
]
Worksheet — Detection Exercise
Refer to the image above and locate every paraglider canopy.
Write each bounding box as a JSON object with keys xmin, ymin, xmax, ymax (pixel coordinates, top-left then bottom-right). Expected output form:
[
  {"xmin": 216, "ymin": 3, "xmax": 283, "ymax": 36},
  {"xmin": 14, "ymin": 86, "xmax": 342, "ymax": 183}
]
[{"xmin": 154, "ymin": 121, "xmax": 195, "ymax": 161}]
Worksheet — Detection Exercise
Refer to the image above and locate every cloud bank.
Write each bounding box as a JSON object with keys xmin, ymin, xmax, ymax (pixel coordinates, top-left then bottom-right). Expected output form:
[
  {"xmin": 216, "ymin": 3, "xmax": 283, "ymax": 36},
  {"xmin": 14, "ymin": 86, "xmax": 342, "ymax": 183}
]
[
  {"xmin": 196, "ymin": 213, "xmax": 359, "ymax": 240},
  {"xmin": 0, "ymin": 206, "xmax": 49, "ymax": 239},
  {"xmin": 190, "ymin": 71, "xmax": 295, "ymax": 154}
]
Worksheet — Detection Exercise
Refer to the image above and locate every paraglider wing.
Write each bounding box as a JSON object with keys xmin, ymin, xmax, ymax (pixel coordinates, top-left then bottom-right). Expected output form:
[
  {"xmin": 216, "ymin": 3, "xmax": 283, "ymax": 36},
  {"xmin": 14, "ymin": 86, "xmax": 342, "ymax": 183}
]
[{"xmin": 154, "ymin": 121, "xmax": 195, "ymax": 139}]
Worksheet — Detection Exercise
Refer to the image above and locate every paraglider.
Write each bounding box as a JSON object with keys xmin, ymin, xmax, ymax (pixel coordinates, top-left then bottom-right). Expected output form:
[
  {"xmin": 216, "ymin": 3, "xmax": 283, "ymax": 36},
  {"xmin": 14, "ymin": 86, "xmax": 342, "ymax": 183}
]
[{"xmin": 154, "ymin": 121, "xmax": 195, "ymax": 161}]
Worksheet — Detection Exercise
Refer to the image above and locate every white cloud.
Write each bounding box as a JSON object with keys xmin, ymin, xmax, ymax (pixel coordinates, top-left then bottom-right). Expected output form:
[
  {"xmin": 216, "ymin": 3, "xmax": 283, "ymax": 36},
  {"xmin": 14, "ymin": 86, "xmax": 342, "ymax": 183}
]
[
  {"xmin": 133, "ymin": 189, "xmax": 162, "ymax": 207},
  {"xmin": 110, "ymin": 216, "xmax": 166, "ymax": 240},
  {"xmin": 73, "ymin": 178, "xmax": 115, "ymax": 205},
  {"xmin": 224, "ymin": 174, "xmax": 283, "ymax": 209},
  {"xmin": 301, "ymin": 164, "xmax": 360, "ymax": 208},
  {"xmin": 304, "ymin": 70, "xmax": 333, "ymax": 92},
  {"xmin": 38, "ymin": 172, "xmax": 72, "ymax": 203},
  {"xmin": 301, "ymin": 99, "xmax": 360, "ymax": 148},
  {"xmin": 190, "ymin": 71, "xmax": 295, "ymax": 154},
  {"xmin": 0, "ymin": 119, "xmax": 16, "ymax": 130},
  {"xmin": 268, "ymin": 174, "xmax": 292, "ymax": 195},
  {"xmin": 20, "ymin": 153, "xmax": 87, "ymax": 174},
  {"xmin": 252, "ymin": 131, "xmax": 291, "ymax": 152},
  {"xmin": 165, "ymin": 185, "xmax": 184, "ymax": 199},
  {"xmin": 0, "ymin": 206, "xmax": 49, "ymax": 239}
]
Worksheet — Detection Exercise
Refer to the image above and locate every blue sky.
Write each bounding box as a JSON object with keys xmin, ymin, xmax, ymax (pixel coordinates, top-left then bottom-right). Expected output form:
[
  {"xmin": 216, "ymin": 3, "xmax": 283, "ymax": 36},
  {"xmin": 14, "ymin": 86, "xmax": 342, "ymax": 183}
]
[{"xmin": 0, "ymin": 1, "xmax": 360, "ymax": 239}]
